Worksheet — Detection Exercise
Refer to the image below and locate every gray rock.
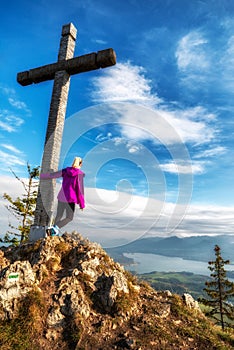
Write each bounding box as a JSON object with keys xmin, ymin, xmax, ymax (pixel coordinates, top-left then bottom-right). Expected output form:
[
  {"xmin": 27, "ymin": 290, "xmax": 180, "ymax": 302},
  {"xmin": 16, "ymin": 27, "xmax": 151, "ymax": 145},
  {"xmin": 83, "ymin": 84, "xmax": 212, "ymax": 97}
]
[
  {"xmin": 0, "ymin": 260, "xmax": 37, "ymax": 319},
  {"xmin": 182, "ymin": 293, "xmax": 201, "ymax": 312}
]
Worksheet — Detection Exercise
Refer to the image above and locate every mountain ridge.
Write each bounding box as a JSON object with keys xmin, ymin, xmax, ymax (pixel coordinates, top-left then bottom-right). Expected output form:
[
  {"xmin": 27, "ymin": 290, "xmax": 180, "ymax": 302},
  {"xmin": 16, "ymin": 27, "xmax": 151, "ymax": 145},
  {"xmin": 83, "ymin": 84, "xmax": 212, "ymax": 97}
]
[
  {"xmin": 106, "ymin": 234, "xmax": 234, "ymax": 263},
  {"xmin": 0, "ymin": 232, "xmax": 233, "ymax": 349}
]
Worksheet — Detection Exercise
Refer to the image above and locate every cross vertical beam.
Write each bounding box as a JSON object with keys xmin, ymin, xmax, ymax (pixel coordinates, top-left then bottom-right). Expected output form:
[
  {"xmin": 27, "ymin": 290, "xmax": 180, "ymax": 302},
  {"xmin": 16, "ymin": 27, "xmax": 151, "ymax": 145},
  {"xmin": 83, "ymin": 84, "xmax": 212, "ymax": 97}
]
[
  {"xmin": 34, "ymin": 23, "xmax": 77, "ymax": 226},
  {"xmin": 17, "ymin": 23, "xmax": 116, "ymax": 238}
]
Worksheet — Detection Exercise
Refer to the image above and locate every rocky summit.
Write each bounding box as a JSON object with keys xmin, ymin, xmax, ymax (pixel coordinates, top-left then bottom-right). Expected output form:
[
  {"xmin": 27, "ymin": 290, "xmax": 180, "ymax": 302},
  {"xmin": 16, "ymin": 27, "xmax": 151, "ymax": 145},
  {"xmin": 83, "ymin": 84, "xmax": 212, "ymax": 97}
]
[{"xmin": 0, "ymin": 232, "xmax": 233, "ymax": 350}]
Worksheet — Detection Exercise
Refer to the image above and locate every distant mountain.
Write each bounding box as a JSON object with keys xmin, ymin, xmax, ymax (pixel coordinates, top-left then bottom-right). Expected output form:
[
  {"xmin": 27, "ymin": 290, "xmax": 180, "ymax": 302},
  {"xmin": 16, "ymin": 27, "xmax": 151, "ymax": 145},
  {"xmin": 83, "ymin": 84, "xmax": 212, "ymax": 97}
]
[{"xmin": 106, "ymin": 235, "xmax": 234, "ymax": 263}]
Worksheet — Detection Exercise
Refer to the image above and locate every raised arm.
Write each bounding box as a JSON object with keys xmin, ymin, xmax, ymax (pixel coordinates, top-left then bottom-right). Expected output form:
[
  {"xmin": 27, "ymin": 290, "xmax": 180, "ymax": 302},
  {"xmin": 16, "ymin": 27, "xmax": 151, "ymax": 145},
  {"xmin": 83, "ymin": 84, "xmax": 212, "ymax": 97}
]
[{"xmin": 40, "ymin": 170, "xmax": 63, "ymax": 179}]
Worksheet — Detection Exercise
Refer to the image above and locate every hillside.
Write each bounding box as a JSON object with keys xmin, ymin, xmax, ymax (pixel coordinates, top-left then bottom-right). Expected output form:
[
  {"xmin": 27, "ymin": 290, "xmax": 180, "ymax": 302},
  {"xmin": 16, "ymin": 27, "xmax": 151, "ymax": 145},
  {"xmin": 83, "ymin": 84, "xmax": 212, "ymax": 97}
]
[
  {"xmin": 0, "ymin": 232, "xmax": 233, "ymax": 350},
  {"xmin": 138, "ymin": 271, "xmax": 209, "ymax": 300},
  {"xmin": 107, "ymin": 235, "xmax": 234, "ymax": 263}
]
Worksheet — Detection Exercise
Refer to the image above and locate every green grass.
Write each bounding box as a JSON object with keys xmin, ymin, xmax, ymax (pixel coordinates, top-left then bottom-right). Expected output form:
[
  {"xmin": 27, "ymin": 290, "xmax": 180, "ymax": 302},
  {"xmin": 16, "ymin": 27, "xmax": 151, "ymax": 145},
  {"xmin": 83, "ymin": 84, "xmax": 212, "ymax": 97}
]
[{"xmin": 138, "ymin": 271, "xmax": 210, "ymax": 299}]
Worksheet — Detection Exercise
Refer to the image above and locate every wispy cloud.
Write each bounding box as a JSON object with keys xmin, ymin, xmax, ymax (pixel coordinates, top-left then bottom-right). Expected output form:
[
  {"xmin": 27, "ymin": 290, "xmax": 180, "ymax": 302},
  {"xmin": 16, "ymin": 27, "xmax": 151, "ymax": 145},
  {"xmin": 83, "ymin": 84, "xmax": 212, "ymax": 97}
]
[
  {"xmin": 93, "ymin": 39, "xmax": 108, "ymax": 45},
  {"xmin": 194, "ymin": 146, "xmax": 227, "ymax": 159},
  {"xmin": 0, "ymin": 120, "xmax": 15, "ymax": 133},
  {"xmin": 92, "ymin": 62, "xmax": 162, "ymax": 106},
  {"xmin": 110, "ymin": 103, "xmax": 216, "ymax": 146},
  {"xmin": 220, "ymin": 34, "xmax": 234, "ymax": 89},
  {"xmin": 0, "ymin": 111, "xmax": 24, "ymax": 132},
  {"xmin": 60, "ymin": 187, "xmax": 234, "ymax": 246},
  {"xmin": 160, "ymin": 161, "xmax": 205, "ymax": 175},
  {"xmin": 1, "ymin": 144, "xmax": 23, "ymax": 155},
  {"xmin": 0, "ymin": 86, "xmax": 15, "ymax": 96},
  {"xmin": 112, "ymin": 137, "xmax": 143, "ymax": 154},
  {"xmin": 95, "ymin": 132, "xmax": 112, "ymax": 142},
  {"xmin": 8, "ymin": 97, "xmax": 28, "ymax": 110},
  {"xmin": 175, "ymin": 26, "xmax": 234, "ymax": 96},
  {"xmin": 91, "ymin": 62, "xmax": 217, "ymax": 146},
  {"xmin": 0, "ymin": 84, "xmax": 31, "ymax": 114},
  {"xmin": 176, "ymin": 203, "xmax": 234, "ymax": 237},
  {"xmin": 0, "ymin": 142, "xmax": 25, "ymax": 168},
  {"xmin": 0, "ymin": 171, "xmax": 233, "ymax": 246},
  {"xmin": 0, "ymin": 150, "xmax": 25, "ymax": 167},
  {"xmin": 225, "ymin": 35, "xmax": 234, "ymax": 65},
  {"xmin": 0, "ymin": 85, "xmax": 29, "ymax": 133},
  {"xmin": 176, "ymin": 31, "xmax": 209, "ymax": 72},
  {"xmin": 88, "ymin": 60, "xmax": 223, "ymax": 182},
  {"xmin": 157, "ymin": 107, "xmax": 216, "ymax": 144}
]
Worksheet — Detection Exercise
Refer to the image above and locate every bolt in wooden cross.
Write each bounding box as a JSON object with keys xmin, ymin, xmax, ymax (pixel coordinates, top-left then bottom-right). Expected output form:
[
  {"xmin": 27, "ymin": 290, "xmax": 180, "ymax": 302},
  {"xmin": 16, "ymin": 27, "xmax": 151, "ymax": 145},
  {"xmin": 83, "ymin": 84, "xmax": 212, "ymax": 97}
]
[{"xmin": 17, "ymin": 23, "xmax": 116, "ymax": 232}]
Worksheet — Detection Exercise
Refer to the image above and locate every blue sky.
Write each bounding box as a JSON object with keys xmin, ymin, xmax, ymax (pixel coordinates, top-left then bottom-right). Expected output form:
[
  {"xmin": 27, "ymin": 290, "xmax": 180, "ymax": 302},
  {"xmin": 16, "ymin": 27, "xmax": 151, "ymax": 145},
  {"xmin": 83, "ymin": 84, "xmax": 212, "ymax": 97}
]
[{"xmin": 0, "ymin": 0, "xmax": 234, "ymax": 247}]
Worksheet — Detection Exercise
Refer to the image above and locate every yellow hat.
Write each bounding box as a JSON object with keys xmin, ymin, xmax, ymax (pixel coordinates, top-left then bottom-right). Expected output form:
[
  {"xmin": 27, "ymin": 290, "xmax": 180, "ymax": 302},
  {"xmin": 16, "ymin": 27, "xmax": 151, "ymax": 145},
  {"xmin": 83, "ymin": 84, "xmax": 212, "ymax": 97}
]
[{"xmin": 72, "ymin": 157, "xmax": 82, "ymax": 168}]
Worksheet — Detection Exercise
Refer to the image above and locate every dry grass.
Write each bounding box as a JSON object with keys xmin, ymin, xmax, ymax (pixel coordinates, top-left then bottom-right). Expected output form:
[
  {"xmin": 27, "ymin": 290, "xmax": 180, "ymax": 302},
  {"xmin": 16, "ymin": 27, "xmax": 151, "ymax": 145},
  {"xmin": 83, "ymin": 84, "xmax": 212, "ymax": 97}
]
[{"xmin": 0, "ymin": 290, "xmax": 46, "ymax": 350}]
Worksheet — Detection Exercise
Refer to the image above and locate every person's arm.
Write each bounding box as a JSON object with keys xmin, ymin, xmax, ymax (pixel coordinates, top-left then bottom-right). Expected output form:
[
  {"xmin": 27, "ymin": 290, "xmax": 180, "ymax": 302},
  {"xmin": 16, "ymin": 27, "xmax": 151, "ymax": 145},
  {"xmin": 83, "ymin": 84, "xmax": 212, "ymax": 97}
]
[
  {"xmin": 40, "ymin": 170, "xmax": 63, "ymax": 179},
  {"xmin": 77, "ymin": 173, "xmax": 85, "ymax": 209}
]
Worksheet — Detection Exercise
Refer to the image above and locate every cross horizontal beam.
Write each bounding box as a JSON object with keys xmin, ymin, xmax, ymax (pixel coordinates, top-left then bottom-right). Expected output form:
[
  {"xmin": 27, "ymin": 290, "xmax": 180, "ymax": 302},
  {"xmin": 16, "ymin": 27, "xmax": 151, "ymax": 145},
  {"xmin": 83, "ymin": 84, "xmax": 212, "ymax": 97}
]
[{"xmin": 17, "ymin": 48, "xmax": 116, "ymax": 86}]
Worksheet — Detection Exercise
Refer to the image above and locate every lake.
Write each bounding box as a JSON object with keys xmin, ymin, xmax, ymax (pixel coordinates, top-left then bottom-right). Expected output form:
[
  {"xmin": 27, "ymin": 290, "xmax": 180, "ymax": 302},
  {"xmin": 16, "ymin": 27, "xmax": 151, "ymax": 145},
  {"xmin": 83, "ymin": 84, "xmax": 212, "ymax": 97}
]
[{"xmin": 124, "ymin": 253, "xmax": 234, "ymax": 279}]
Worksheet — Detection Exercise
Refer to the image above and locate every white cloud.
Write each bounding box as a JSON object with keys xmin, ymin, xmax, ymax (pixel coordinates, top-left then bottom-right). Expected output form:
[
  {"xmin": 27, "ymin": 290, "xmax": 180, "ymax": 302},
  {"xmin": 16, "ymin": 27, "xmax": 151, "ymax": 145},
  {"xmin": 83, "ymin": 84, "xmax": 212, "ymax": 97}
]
[
  {"xmin": 0, "ymin": 84, "xmax": 31, "ymax": 116},
  {"xmin": 160, "ymin": 161, "xmax": 204, "ymax": 175},
  {"xmin": 8, "ymin": 97, "xmax": 27, "ymax": 110},
  {"xmin": 5, "ymin": 115, "xmax": 24, "ymax": 127},
  {"xmin": 90, "ymin": 62, "xmax": 216, "ymax": 145},
  {"xmin": 156, "ymin": 108, "xmax": 215, "ymax": 144},
  {"xmin": 92, "ymin": 62, "xmax": 162, "ymax": 106},
  {"xmin": 224, "ymin": 35, "xmax": 234, "ymax": 65},
  {"xmin": 112, "ymin": 138, "xmax": 143, "ymax": 154},
  {"xmin": 176, "ymin": 31, "xmax": 209, "ymax": 71},
  {"xmin": 0, "ymin": 176, "xmax": 233, "ymax": 247},
  {"xmin": 0, "ymin": 175, "xmax": 26, "ymax": 237},
  {"xmin": 220, "ymin": 34, "xmax": 234, "ymax": 89},
  {"xmin": 95, "ymin": 132, "xmax": 112, "ymax": 142},
  {"xmin": 128, "ymin": 145, "xmax": 141, "ymax": 154},
  {"xmin": 94, "ymin": 39, "xmax": 107, "ymax": 45},
  {"xmin": 0, "ymin": 144, "xmax": 25, "ymax": 173},
  {"xmin": 0, "ymin": 150, "xmax": 25, "ymax": 167},
  {"xmin": 176, "ymin": 203, "xmax": 234, "ymax": 237},
  {"xmin": 0, "ymin": 120, "xmax": 15, "ymax": 132},
  {"xmin": 118, "ymin": 123, "xmax": 152, "ymax": 142},
  {"xmin": 0, "ymin": 175, "xmax": 26, "ymax": 197},
  {"xmin": 113, "ymin": 103, "xmax": 215, "ymax": 145},
  {"xmin": 0, "ymin": 111, "xmax": 24, "ymax": 132},
  {"xmin": 194, "ymin": 146, "xmax": 227, "ymax": 159},
  {"xmin": 1, "ymin": 144, "xmax": 23, "ymax": 155},
  {"xmin": 175, "ymin": 31, "xmax": 213, "ymax": 90},
  {"xmin": 0, "ymin": 86, "xmax": 15, "ymax": 96},
  {"xmin": 178, "ymin": 106, "xmax": 216, "ymax": 122},
  {"xmin": 175, "ymin": 28, "xmax": 234, "ymax": 95}
]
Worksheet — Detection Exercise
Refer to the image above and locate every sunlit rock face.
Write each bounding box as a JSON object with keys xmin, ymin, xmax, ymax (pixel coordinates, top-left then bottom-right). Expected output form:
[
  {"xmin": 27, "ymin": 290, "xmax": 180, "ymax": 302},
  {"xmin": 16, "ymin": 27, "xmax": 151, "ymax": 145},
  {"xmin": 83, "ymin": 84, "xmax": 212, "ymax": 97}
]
[{"xmin": 0, "ymin": 232, "xmax": 225, "ymax": 350}]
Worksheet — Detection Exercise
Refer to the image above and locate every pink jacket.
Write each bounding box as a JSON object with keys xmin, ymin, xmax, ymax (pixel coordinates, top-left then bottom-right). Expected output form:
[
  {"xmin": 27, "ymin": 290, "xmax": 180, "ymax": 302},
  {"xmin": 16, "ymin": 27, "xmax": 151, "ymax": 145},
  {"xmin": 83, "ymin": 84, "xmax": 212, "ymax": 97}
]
[{"xmin": 40, "ymin": 167, "xmax": 85, "ymax": 209}]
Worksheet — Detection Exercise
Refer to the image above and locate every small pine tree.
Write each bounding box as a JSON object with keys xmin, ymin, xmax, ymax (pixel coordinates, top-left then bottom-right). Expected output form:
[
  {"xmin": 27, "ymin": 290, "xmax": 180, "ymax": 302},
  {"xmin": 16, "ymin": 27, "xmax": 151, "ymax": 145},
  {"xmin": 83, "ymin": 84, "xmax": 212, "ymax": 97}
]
[
  {"xmin": 199, "ymin": 245, "xmax": 234, "ymax": 330},
  {"xmin": 0, "ymin": 163, "xmax": 40, "ymax": 245}
]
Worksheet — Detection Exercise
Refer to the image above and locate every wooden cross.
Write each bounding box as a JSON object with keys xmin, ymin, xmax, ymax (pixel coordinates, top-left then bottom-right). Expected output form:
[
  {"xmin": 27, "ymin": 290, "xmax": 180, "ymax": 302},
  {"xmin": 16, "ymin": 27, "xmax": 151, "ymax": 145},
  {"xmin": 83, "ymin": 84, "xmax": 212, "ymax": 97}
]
[{"xmin": 17, "ymin": 23, "xmax": 116, "ymax": 230}]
